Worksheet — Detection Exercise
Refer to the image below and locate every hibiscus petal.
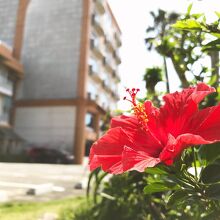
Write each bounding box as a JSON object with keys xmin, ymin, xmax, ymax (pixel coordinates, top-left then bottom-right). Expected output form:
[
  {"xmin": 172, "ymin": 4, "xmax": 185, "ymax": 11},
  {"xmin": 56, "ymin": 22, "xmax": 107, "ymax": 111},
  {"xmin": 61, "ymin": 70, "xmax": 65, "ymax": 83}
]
[
  {"xmin": 111, "ymin": 115, "xmax": 138, "ymax": 129},
  {"xmin": 195, "ymin": 105, "xmax": 220, "ymax": 141},
  {"xmin": 160, "ymin": 133, "xmax": 213, "ymax": 165},
  {"xmin": 162, "ymin": 83, "xmax": 215, "ymax": 111},
  {"xmin": 192, "ymin": 83, "xmax": 216, "ymax": 103},
  {"xmin": 89, "ymin": 121, "xmax": 162, "ymax": 174},
  {"xmin": 159, "ymin": 83, "xmax": 215, "ymax": 138},
  {"xmin": 122, "ymin": 146, "xmax": 160, "ymax": 172},
  {"xmin": 89, "ymin": 127, "xmax": 131, "ymax": 174},
  {"xmin": 111, "ymin": 114, "xmax": 163, "ymax": 156},
  {"xmin": 144, "ymin": 100, "xmax": 167, "ymax": 145}
]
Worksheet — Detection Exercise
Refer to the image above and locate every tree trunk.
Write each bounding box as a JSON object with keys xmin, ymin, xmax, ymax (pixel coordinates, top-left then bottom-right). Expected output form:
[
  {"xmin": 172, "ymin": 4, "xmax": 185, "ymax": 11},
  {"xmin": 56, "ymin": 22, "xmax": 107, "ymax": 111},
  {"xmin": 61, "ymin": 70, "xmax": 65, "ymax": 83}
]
[
  {"xmin": 210, "ymin": 51, "xmax": 219, "ymax": 87},
  {"xmin": 163, "ymin": 56, "xmax": 170, "ymax": 93},
  {"xmin": 170, "ymin": 56, "xmax": 190, "ymax": 88}
]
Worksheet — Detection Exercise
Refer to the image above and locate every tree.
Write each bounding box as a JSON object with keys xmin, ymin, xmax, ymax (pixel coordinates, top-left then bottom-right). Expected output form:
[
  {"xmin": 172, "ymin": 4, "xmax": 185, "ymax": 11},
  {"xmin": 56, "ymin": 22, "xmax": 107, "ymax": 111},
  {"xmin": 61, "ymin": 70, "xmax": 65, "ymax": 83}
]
[
  {"xmin": 173, "ymin": 10, "xmax": 220, "ymax": 105},
  {"xmin": 145, "ymin": 9, "xmax": 179, "ymax": 92},
  {"xmin": 143, "ymin": 67, "xmax": 162, "ymax": 106},
  {"xmin": 145, "ymin": 6, "xmax": 206, "ymax": 89}
]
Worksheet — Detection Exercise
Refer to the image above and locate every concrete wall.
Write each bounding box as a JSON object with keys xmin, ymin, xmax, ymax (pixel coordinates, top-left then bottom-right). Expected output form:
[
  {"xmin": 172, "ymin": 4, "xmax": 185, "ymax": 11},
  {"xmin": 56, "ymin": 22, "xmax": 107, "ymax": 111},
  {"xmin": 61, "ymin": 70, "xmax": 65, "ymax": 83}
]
[
  {"xmin": 16, "ymin": 0, "xmax": 83, "ymax": 100},
  {"xmin": 0, "ymin": 0, "xmax": 19, "ymax": 47},
  {"xmin": 15, "ymin": 106, "xmax": 76, "ymax": 152}
]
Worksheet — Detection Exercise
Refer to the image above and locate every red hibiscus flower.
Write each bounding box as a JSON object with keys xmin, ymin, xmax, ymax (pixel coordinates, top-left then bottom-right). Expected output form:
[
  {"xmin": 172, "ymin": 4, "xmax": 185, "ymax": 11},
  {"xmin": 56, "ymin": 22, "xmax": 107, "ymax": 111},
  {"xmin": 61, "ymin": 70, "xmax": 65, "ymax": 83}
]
[{"xmin": 89, "ymin": 83, "xmax": 220, "ymax": 174}]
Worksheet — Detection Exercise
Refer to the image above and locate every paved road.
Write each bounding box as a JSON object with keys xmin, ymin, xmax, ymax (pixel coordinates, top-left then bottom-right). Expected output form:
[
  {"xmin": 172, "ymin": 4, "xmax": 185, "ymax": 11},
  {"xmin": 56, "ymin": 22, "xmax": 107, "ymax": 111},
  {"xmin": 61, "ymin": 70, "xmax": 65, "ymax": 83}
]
[{"xmin": 0, "ymin": 159, "xmax": 89, "ymax": 202}]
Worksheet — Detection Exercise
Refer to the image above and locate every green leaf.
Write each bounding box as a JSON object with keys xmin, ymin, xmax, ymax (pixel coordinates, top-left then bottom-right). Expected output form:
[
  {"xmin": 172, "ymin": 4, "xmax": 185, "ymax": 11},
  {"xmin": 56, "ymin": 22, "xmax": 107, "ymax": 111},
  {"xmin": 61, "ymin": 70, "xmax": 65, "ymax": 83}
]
[
  {"xmin": 198, "ymin": 143, "xmax": 220, "ymax": 164},
  {"xmin": 172, "ymin": 19, "xmax": 202, "ymax": 30},
  {"xmin": 144, "ymin": 183, "xmax": 177, "ymax": 194},
  {"xmin": 191, "ymin": 13, "xmax": 204, "ymax": 19},
  {"xmin": 145, "ymin": 166, "xmax": 168, "ymax": 175},
  {"xmin": 201, "ymin": 211, "xmax": 220, "ymax": 220},
  {"xmin": 205, "ymin": 183, "xmax": 220, "ymax": 200},
  {"xmin": 210, "ymin": 33, "xmax": 220, "ymax": 39},
  {"xmin": 167, "ymin": 190, "xmax": 189, "ymax": 207},
  {"xmin": 215, "ymin": 11, "xmax": 220, "ymax": 18},
  {"xmin": 187, "ymin": 3, "xmax": 193, "ymax": 15},
  {"xmin": 208, "ymin": 74, "xmax": 218, "ymax": 86},
  {"xmin": 169, "ymin": 175, "xmax": 194, "ymax": 189},
  {"xmin": 201, "ymin": 164, "xmax": 220, "ymax": 183}
]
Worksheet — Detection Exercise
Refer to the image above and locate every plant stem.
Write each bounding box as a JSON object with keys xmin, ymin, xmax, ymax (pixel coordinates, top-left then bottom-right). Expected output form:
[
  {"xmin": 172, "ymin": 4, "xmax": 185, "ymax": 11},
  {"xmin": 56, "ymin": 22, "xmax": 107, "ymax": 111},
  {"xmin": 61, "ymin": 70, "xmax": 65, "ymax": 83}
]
[{"xmin": 192, "ymin": 147, "xmax": 198, "ymax": 181}]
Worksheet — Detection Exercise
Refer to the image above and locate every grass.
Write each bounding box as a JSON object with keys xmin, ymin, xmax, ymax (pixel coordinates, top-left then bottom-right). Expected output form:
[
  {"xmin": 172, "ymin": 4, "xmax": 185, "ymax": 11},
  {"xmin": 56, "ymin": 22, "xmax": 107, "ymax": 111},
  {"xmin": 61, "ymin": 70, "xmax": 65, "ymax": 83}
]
[{"xmin": 0, "ymin": 196, "xmax": 84, "ymax": 220}]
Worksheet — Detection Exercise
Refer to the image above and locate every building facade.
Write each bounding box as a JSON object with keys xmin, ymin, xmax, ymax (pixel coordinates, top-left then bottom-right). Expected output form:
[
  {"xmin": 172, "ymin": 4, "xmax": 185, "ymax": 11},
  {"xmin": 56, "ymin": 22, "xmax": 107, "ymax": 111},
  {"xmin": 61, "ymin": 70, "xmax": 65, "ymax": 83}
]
[
  {"xmin": 1, "ymin": 0, "xmax": 121, "ymax": 163},
  {"xmin": 0, "ymin": 42, "xmax": 24, "ymax": 154}
]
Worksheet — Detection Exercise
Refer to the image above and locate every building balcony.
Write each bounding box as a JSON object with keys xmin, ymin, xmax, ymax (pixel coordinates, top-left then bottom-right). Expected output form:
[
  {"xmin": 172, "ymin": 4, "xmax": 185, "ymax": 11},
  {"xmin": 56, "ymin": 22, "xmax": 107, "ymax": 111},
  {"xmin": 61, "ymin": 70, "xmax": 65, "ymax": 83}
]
[
  {"xmin": 92, "ymin": 14, "xmax": 104, "ymax": 36},
  {"xmin": 101, "ymin": 80, "xmax": 113, "ymax": 96},
  {"xmin": 89, "ymin": 65, "xmax": 102, "ymax": 84},
  {"xmin": 0, "ymin": 42, "xmax": 24, "ymax": 78},
  {"xmin": 111, "ymin": 91, "xmax": 120, "ymax": 101},
  {"xmin": 104, "ymin": 36, "xmax": 114, "ymax": 53},
  {"xmin": 102, "ymin": 57, "xmax": 113, "ymax": 73},
  {"xmin": 87, "ymin": 92, "xmax": 100, "ymax": 103},
  {"xmin": 114, "ymin": 33, "xmax": 122, "ymax": 47},
  {"xmin": 90, "ymin": 39, "xmax": 104, "ymax": 59},
  {"xmin": 101, "ymin": 80, "xmax": 107, "ymax": 90},
  {"xmin": 113, "ymin": 50, "xmax": 121, "ymax": 65},
  {"xmin": 112, "ymin": 70, "xmax": 120, "ymax": 82},
  {"xmin": 94, "ymin": 0, "xmax": 105, "ymax": 14}
]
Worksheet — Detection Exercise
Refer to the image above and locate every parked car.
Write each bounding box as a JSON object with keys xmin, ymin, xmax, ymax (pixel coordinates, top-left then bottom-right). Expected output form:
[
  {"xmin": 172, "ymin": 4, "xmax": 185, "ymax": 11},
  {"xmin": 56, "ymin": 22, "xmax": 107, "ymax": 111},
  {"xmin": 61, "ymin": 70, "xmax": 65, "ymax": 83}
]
[{"xmin": 26, "ymin": 147, "xmax": 74, "ymax": 164}]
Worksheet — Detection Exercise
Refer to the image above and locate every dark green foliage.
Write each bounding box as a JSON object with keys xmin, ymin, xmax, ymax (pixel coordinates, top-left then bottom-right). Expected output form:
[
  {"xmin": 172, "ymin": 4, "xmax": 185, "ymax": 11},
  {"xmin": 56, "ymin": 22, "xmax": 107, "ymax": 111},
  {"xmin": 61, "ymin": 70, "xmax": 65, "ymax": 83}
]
[
  {"xmin": 79, "ymin": 150, "xmax": 220, "ymax": 220},
  {"xmin": 143, "ymin": 67, "xmax": 163, "ymax": 106},
  {"xmin": 201, "ymin": 164, "xmax": 220, "ymax": 184},
  {"xmin": 143, "ymin": 67, "xmax": 162, "ymax": 94}
]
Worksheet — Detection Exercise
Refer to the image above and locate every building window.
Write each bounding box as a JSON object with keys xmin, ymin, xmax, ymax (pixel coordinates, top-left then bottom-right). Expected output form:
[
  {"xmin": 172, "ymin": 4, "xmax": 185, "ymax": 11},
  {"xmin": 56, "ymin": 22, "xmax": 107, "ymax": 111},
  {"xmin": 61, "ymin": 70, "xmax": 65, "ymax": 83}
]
[
  {"xmin": 0, "ymin": 95, "xmax": 11, "ymax": 123},
  {"xmin": 85, "ymin": 112, "xmax": 95, "ymax": 129},
  {"xmin": 87, "ymin": 82, "xmax": 98, "ymax": 101},
  {"xmin": 0, "ymin": 67, "xmax": 13, "ymax": 94},
  {"xmin": 88, "ymin": 57, "xmax": 99, "ymax": 73}
]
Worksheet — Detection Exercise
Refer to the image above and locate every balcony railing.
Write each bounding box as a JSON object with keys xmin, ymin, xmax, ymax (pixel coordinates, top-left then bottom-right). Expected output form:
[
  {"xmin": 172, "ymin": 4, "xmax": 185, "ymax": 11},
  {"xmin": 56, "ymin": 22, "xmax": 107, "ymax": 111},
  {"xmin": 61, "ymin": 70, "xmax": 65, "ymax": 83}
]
[
  {"xmin": 94, "ymin": 0, "xmax": 105, "ymax": 14},
  {"xmin": 102, "ymin": 56, "xmax": 113, "ymax": 73},
  {"xmin": 90, "ymin": 39, "xmax": 103, "ymax": 58},
  {"xmin": 87, "ymin": 92, "xmax": 100, "ymax": 103},
  {"xmin": 111, "ymin": 91, "xmax": 120, "ymax": 101},
  {"xmin": 113, "ymin": 50, "xmax": 121, "ymax": 65},
  {"xmin": 101, "ymin": 80, "xmax": 113, "ymax": 96},
  {"xmin": 104, "ymin": 36, "xmax": 114, "ymax": 53},
  {"xmin": 112, "ymin": 70, "xmax": 120, "ymax": 82},
  {"xmin": 89, "ymin": 65, "xmax": 102, "ymax": 83},
  {"xmin": 92, "ymin": 14, "xmax": 104, "ymax": 36},
  {"xmin": 114, "ymin": 32, "xmax": 122, "ymax": 47}
]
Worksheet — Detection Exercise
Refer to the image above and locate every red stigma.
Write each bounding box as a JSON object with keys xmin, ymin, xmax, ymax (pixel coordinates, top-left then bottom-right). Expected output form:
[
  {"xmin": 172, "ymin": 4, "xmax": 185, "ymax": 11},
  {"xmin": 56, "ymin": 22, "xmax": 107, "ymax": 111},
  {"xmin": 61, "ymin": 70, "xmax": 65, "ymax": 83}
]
[{"xmin": 123, "ymin": 88, "xmax": 140, "ymax": 106}]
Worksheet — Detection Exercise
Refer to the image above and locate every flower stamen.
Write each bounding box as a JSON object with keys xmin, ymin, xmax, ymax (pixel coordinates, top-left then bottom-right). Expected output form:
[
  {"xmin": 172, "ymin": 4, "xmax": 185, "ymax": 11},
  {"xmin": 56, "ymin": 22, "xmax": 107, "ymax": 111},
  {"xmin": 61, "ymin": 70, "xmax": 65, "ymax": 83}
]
[{"xmin": 124, "ymin": 88, "xmax": 148, "ymax": 131}]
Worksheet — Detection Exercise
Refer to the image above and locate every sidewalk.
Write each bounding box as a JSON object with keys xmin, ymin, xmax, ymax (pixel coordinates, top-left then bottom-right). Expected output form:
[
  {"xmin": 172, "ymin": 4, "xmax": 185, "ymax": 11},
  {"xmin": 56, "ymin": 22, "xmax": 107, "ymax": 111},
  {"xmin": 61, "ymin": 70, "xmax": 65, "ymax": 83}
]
[{"xmin": 0, "ymin": 158, "xmax": 89, "ymax": 202}]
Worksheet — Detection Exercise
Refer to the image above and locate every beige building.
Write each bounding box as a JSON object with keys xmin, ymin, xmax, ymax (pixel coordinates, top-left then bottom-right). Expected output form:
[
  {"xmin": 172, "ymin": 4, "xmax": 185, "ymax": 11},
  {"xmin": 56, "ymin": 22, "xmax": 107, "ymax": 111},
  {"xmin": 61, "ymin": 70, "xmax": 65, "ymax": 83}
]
[{"xmin": 0, "ymin": 0, "xmax": 122, "ymax": 163}]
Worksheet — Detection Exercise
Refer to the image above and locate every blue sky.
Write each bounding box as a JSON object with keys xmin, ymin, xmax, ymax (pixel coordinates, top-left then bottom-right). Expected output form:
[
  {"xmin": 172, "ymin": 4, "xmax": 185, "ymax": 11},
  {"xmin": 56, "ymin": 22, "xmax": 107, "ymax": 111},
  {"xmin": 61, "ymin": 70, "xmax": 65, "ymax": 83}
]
[{"xmin": 108, "ymin": 0, "xmax": 220, "ymax": 110}]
